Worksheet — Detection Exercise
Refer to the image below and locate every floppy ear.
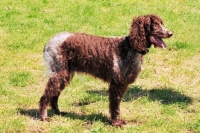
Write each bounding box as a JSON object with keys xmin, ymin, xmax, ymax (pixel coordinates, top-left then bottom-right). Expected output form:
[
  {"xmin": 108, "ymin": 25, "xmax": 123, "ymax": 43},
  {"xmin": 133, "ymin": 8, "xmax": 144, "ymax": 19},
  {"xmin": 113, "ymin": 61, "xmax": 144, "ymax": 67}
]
[{"xmin": 129, "ymin": 16, "xmax": 151, "ymax": 51}]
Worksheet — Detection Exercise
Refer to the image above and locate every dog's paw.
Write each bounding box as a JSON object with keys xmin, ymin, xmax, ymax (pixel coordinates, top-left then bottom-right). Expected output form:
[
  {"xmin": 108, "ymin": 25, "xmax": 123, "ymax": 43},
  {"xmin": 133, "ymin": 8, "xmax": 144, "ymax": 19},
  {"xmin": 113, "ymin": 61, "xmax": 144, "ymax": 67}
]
[
  {"xmin": 111, "ymin": 119, "xmax": 127, "ymax": 127},
  {"xmin": 40, "ymin": 117, "xmax": 51, "ymax": 122}
]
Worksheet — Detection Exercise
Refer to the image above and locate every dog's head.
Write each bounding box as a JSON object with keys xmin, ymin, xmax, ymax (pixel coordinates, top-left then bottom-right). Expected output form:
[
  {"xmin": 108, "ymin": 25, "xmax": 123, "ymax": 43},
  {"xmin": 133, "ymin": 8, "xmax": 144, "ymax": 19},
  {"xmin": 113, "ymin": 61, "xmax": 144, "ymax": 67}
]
[{"xmin": 129, "ymin": 14, "xmax": 173, "ymax": 52}]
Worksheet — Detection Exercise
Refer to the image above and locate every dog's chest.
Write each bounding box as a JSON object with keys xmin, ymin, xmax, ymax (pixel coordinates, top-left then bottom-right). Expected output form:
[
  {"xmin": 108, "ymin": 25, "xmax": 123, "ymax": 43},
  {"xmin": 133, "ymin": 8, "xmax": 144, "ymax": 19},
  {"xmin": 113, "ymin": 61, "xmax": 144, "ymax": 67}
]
[
  {"xmin": 113, "ymin": 52, "xmax": 142, "ymax": 83},
  {"xmin": 125, "ymin": 58, "xmax": 142, "ymax": 83}
]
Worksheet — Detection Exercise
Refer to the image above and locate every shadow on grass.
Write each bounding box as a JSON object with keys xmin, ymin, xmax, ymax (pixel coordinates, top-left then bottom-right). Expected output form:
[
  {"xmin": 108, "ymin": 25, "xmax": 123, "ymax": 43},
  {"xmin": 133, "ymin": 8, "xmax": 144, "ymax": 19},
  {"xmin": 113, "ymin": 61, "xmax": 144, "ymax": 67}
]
[
  {"xmin": 18, "ymin": 108, "xmax": 110, "ymax": 124},
  {"xmin": 72, "ymin": 90, "xmax": 108, "ymax": 107},
  {"xmin": 124, "ymin": 86, "xmax": 192, "ymax": 105},
  {"xmin": 61, "ymin": 112, "xmax": 109, "ymax": 124},
  {"xmin": 86, "ymin": 85, "xmax": 192, "ymax": 106},
  {"xmin": 18, "ymin": 108, "xmax": 39, "ymax": 119},
  {"xmin": 18, "ymin": 86, "xmax": 192, "ymax": 124},
  {"xmin": 86, "ymin": 90, "xmax": 108, "ymax": 96}
]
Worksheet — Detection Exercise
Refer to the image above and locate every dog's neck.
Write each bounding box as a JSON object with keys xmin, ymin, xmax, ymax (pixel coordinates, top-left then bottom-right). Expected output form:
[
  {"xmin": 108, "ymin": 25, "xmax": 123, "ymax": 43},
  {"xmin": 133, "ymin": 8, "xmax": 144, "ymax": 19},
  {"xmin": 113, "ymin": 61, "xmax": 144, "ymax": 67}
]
[
  {"xmin": 134, "ymin": 49, "xmax": 149, "ymax": 61},
  {"xmin": 136, "ymin": 49, "xmax": 148, "ymax": 55},
  {"xmin": 119, "ymin": 36, "xmax": 149, "ymax": 61},
  {"xmin": 123, "ymin": 36, "xmax": 149, "ymax": 60}
]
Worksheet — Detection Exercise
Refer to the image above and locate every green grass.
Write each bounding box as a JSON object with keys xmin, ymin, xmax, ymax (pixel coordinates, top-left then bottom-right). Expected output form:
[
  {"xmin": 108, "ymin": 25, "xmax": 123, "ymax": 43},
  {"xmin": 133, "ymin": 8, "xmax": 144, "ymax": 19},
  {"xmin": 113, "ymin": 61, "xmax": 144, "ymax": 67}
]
[
  {"xmin": 0, "ymin": 0, "xmax": 200, "ymax": 132},
  {"xmin": 9, "ymin": 71, "xmax": 33, "ymax": 87}
]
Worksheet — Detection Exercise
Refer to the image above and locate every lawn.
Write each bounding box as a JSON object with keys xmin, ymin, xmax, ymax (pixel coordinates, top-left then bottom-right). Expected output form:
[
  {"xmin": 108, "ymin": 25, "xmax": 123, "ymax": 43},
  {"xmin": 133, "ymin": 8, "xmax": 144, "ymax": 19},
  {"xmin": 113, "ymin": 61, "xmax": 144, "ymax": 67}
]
[{"xmin": 0, "ymin": 0, "xmax": 200, "ymax": 132}]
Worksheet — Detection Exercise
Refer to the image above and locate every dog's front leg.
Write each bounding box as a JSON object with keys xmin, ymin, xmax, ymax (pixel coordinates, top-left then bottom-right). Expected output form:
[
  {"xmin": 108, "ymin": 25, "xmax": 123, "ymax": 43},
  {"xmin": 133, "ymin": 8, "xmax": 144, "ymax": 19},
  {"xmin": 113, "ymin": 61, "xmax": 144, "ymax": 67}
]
[{"xmin": 109, "ymin": 81, "xmax": 128, "ymax": 127}]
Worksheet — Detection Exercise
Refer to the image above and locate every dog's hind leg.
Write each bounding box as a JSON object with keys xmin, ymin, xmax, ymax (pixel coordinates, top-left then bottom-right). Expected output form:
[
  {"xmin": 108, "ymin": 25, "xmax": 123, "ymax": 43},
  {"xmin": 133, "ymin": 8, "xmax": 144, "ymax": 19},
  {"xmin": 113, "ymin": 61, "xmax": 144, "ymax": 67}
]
[
  {"xmin": 39, "ymin": 70, "xmax": 70, "ymax": 121},
  {"xmin": 50, "ymin": 95, "xmax": 60, "ymax": 114}
]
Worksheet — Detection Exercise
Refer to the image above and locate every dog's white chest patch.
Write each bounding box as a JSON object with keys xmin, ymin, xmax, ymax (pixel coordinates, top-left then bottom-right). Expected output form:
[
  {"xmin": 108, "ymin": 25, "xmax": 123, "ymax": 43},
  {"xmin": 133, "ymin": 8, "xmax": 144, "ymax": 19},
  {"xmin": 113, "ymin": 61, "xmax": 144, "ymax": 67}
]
[{"xmin": 113, "ymin": 53, "xmax": 120, "ymax": 73}]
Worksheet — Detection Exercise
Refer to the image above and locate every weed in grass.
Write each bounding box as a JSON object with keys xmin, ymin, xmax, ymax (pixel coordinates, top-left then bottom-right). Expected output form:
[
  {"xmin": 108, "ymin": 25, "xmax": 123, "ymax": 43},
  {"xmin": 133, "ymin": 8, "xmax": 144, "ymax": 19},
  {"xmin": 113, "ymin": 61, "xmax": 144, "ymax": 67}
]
[
  {"xmin": 160, "ymin": 105, "xmax": 176, "ymax": 116},
  {"xmin": 50, "ymin": 126, "xmax": 70, "ymax": 133},
  {"xmin": 174, "ymin": 41, "xmax": 190, "ymax": 49},
  {"xmin": 9, "ymin": 71, "xmax": 33, "ymax": 87},
  {"xmin": 0, "ymin": 118, "xmax": 26, "ymax": 133},
  {"xmin": 91, "ymin": 126, "xmax": 104, "ymax": 133},
  {"xmin": 188, "ymin": 119, "xmax": 200, "ymax": 133}
]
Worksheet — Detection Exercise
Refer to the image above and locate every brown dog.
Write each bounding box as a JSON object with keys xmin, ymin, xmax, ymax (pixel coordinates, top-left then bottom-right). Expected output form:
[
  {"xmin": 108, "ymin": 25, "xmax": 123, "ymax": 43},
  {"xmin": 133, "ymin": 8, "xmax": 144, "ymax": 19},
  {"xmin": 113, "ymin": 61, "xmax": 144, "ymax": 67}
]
[{"xmin": 39, "ymin": 14, "xmax": 173, "ymax": 126}]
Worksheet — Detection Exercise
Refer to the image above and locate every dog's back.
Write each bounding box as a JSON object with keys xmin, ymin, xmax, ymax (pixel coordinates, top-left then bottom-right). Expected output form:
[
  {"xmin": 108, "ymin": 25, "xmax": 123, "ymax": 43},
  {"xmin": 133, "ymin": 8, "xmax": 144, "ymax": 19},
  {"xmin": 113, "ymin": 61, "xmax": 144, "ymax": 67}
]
[{"xmin": 43, "ymin": 32, "xmax": 124, "ymax": 81}]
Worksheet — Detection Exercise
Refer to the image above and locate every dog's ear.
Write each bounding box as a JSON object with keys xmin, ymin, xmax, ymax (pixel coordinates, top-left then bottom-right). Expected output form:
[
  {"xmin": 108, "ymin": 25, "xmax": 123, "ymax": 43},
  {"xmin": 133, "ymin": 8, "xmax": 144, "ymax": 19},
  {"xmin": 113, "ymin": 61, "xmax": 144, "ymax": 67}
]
[
  {"xmin": 129, "ymin": 16, "xmax": 151, "ymax": 51},
  {"xmin": 149, "ymin": 14, "xmax": 163, "ymax": 25}
]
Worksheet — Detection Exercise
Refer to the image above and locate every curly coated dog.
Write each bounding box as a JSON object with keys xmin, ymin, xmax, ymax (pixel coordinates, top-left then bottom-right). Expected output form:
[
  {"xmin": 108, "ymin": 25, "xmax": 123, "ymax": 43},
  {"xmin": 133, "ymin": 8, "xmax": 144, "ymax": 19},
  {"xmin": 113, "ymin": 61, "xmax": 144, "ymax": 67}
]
[{"xmin": 39, "ymin": 14, "xmax": 173, "ymax": 126}]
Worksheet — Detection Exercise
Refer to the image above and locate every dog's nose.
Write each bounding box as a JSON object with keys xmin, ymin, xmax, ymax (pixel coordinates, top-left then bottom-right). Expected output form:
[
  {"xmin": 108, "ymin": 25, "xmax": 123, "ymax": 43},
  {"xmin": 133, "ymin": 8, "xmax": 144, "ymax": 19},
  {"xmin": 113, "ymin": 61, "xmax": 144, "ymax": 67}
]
[{"xmin": 168, "ymin": 31, "xmax": 173, "ymax": 37}]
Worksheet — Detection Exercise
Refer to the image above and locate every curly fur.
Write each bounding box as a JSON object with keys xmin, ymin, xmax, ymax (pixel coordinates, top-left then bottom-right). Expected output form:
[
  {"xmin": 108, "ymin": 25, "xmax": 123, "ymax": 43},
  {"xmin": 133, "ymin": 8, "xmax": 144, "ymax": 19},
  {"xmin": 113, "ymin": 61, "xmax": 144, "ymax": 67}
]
[
  {"xmin": 129, "ymin": 15, "xmax": 163, "ymax": 51},
  {"xmin": 39, "ymin": 14, "xmax": 173, "ymax": 126}
]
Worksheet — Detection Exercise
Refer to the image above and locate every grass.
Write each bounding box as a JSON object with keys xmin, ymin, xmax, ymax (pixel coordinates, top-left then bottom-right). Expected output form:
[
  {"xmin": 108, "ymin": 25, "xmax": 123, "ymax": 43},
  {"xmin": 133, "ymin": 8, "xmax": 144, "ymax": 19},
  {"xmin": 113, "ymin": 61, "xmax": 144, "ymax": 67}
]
[{"xmin": 0, "ymin": 0, "xmax": 200, "ymax": 132}]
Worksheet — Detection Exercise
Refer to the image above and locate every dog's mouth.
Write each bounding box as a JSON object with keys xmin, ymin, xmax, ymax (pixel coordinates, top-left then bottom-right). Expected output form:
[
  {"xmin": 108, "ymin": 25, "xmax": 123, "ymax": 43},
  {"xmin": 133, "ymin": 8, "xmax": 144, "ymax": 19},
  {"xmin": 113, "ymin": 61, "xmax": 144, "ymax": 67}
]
[{"xmin": 149, "ymin": 36, "xmax": 166, "ymax": 50}]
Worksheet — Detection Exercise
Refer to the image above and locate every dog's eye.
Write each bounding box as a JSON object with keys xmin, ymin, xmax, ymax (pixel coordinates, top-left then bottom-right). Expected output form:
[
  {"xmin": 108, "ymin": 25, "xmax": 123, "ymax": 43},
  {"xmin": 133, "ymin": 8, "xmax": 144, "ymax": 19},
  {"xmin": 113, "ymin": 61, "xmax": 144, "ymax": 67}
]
[{"xmin": 152, "ymin": 24, "xmax": 158, "ymax": 27}]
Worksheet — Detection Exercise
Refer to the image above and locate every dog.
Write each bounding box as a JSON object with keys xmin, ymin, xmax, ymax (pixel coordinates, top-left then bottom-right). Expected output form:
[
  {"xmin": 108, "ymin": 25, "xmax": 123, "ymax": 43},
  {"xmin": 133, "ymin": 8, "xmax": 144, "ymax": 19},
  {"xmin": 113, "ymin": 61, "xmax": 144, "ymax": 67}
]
[{"xmin": 39, "ymin": 14, "xmax": 173, "ymax": 126}]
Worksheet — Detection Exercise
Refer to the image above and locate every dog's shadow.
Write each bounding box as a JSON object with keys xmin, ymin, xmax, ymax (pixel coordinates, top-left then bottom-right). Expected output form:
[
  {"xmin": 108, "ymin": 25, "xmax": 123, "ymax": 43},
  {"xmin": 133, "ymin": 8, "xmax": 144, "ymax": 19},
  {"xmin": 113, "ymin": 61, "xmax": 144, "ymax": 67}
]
[
  {"xmin": 18, "ymin": 108, "xmax": 110, "ymax": 124},
  {"xmin": 123, "ymin": 86, "xmax": 192, "ymax": 105},
  {"xmin": 18, "ymin": 86, "xmax": 192, "ymax": 123},
  {"xmin": 85, "ymin": 86, "xmax": 192, "ymax": 107}
]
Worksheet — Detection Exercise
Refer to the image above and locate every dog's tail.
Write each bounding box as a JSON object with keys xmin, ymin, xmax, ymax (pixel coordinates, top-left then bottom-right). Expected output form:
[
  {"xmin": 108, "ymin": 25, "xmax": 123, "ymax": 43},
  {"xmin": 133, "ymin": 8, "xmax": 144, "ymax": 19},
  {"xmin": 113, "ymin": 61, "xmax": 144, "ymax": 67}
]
[{"xmin": 43, "ymin": 32, "xmax": 73, "ymax": 77}]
